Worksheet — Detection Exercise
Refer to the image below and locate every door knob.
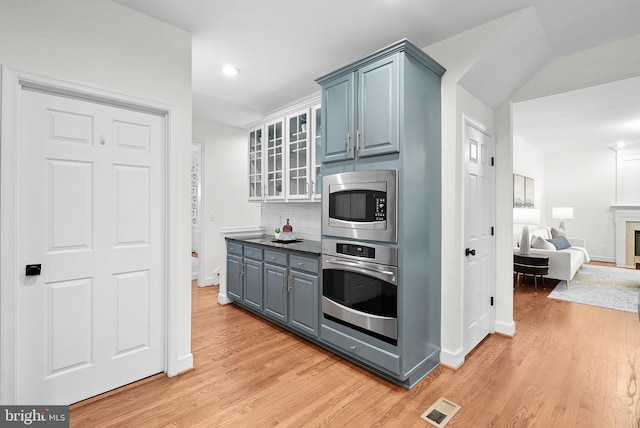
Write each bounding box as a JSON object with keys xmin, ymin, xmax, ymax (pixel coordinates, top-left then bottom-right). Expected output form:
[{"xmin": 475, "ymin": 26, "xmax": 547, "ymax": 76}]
[
  {"xmin": 465, "ymin": 248, "xmax": 476, "ymax": 256},
  {"xmin": 25, "ymin": 264, "xmax": 42, "ymax": 276}
]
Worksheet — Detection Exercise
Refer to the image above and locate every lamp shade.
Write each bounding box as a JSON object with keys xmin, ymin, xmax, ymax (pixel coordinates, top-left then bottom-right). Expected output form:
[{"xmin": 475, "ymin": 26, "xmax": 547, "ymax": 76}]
[
  {"xmin": 552, "ymin": 207, "xmax": 574, "ymax": 220},
  {"xmin": 513, "ymin": 208, "xmax": 540, "ymax": 225}
]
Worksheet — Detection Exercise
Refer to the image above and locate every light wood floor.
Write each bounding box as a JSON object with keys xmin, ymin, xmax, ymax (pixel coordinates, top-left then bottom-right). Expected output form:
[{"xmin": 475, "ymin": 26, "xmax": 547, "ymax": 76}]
[{"xmin": 71, "ymin": 268, "xmax": 640, "ymax": 427}]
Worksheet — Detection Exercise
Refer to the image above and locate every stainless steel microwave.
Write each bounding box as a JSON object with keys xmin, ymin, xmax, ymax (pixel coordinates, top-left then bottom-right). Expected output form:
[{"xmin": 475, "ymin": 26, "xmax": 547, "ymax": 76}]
[{"xmin": 322, "ymin": 170, "xmax": 397, "ymax": 243}]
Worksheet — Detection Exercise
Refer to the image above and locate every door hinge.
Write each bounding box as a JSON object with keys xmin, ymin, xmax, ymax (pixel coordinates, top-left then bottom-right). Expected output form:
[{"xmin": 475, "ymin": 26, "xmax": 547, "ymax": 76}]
[
  {"xmin": 491, "ymin": 156, "xmax": 495, "ymax": 166},
  {"xmin": 490, "ymin": 296, "xmax": 494, "ymax": 306},
  {"xmin": 491, "ymin": 226, "xmax": 494, "ymax": 236}
]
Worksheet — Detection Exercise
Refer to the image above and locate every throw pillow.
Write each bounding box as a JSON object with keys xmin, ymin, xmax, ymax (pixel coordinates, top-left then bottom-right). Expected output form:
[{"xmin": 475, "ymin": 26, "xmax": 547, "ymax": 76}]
[
  {"xmin": 531, "ymin": 235, "xmax": 556, "ymax": 250},
  {"xmin": 547, "ymin": 236, "xmax": 571, "ymax": 250},
  {"xmin": 551, "ymin": 227, "xmax": 567, "ymax": 238}
]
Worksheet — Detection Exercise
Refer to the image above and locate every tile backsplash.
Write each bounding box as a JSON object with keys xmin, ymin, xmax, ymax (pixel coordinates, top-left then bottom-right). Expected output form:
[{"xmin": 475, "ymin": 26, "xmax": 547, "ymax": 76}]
[{"xmin": 262, "ymin": 202, "xmax": 321, "ymax": 241}]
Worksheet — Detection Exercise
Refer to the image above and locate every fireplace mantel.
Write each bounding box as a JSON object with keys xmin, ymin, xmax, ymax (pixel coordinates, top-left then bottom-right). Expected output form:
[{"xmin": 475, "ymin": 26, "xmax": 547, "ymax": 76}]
[{"xmin": 613, "ymin": 206, "xmax": 640, "ymax": 266}]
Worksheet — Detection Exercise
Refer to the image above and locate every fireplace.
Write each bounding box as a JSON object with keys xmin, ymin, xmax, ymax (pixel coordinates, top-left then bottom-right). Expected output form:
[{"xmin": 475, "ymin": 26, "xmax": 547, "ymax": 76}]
[
  {"xmin": 614, "ymin": 208, "xmax": 640, "ymax": 267},
  {"xmin": 636, "ymin": 230, "xmax": 640, "ymax": 269}
]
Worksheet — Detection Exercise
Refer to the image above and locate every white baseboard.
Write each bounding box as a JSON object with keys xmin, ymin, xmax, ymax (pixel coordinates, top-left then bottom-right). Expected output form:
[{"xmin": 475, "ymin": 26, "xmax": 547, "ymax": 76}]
[
  {"xmin": 217, "ymin": 293, "xmax": 232, "ymax": 305},
  {"xmin": 167, "ymin": 352, "xmax": 193, "ymax": 377},
  {"xmin": 197, "ymin": 276, "xmax": 218, "ymax": 287},
  {"xmin": 589, "ymin": 255, "xmax": 616, "ymax": 263},
  {"xmin": 494, "ymin": 319, "xmax": 516, "ymax": 337},
  {"xmin": 440, "ymin": 347, "xmax": 464, "ymax": 369}
]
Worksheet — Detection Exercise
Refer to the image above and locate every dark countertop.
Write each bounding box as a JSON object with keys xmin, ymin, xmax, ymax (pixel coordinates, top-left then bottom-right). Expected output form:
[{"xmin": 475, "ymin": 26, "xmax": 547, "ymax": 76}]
[{"xmin": 226, "ymin": 235, "xmax": 321, "ymax": 256}]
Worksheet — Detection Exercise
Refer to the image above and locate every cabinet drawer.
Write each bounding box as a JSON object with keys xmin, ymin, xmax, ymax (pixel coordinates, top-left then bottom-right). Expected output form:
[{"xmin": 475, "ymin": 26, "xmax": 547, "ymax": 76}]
[
  {"xmin": 227, "ymin": 242, "xmax": 243, "ymax": 256},
  {"xmin": 321, "ymin": 325, "xmax": 399, "ymax": 374},
  {"xmin": 243, "ymin": 245, "xmax": 263, "ymax": 260},
  {"xmin": 289, "ymin": 254, "xmax": 319, "ymax": 274},
  {"xmin": 264, "ymin": 250, "xmax": 288, "ymax": 266}
]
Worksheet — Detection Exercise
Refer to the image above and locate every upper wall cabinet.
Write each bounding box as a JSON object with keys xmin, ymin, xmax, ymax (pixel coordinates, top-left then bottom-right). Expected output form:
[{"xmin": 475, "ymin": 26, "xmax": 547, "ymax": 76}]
[
  {"xmin": 285, "ymin": 109, "xmax": 310, "ymax": 200},
  {"xmin": 311, "ymin": 104, "xmax": 322, "ymax": 201},
  {"xmin": 265, "ymin": 118, "xmax": 285, "ymax": 200},
  {"xmin": 247, "ymin": 99, "xmax": 321, "ymax": 202},
  {"xmin": 319, "ymin": 54, "xmax": 399, "ymax": 163},
  {"xmin": 248, "ymin": 127, "xmax": 264, "ymax": 201}
]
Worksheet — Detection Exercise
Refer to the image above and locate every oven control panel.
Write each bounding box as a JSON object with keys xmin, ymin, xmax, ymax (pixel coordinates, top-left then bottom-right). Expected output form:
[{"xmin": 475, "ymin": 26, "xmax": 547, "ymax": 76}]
[{"xmin": 336, "ymin": 243, "xmax": 376, "ymax": 259}]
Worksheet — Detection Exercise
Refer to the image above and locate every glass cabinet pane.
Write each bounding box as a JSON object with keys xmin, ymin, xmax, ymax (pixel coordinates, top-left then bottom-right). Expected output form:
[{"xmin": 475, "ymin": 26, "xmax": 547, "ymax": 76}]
[
  {"xmin": 248, "ymin": 128, "xmax": 263, "ymax": 199},
  {"xmin": 286, "ymin": 111, "xmax": 309, "ymax": 198},
  {"xmin": 266, "ymin": 119, "xmax": 284, "ymax": 198},
  {"xmin": 313, "ymin": 106, "xmax": 322, "ymax": 199}
]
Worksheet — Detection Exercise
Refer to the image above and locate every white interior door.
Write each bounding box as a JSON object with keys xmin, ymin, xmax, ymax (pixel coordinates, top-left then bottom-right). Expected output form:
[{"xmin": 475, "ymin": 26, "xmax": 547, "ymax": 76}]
[
  {"xmin": 17, "ymin": 87, "xmax": 165, "ymax": 405},
  {"xmin": 463, "ymin": 119, "xmax": 495, "ymax": 355}
]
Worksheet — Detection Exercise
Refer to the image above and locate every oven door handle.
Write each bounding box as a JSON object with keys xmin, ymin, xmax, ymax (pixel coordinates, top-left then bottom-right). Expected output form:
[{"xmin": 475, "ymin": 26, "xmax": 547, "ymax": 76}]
[{"xmin": 323, "ymin": 258, "xmax": 397, "ymax": 285}]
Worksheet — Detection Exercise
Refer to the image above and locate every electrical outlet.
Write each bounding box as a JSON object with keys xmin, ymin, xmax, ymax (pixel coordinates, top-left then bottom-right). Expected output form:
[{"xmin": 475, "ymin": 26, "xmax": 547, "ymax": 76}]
[{"xmin": 210, "ymin": 214, "xmax": 215, "ymax": 222}]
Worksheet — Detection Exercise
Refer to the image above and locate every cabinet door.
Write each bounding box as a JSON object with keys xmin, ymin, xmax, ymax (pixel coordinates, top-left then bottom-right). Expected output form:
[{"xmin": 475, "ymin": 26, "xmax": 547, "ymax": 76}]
[
  {"xmin": 243, "ymin": 259, "xmax": 263, "ymax": 311},
  {"xmin": 289, "ymin": 270, "xmax": 318, "ymax": 336},
  {"xmin": 264, "ymin": 263, "xmax": 288, "ymax": 323},
  {"xmin": 357, "ymin": 53, "xmax": 399, "ymax": 157},
  {"xmin": 248, "ymin": 127, "xmax": 264, "ymax": 200},
  {"xmin": 265, "ymin": 118, "xmax": 285, "ymax": 200},
  {"xmin": 321, "ymin": 73, "xmax": 355, "ymax": 163},
  {"xmin": 226, "ymin": 254, "xmax": 243, "ymax": 301},
  {"xmin": 285, "ymin": 109, "xmax": 310, "ymax": 200},
  {"xmin": 311, "ymin": 104, "xmax": 322, "ymax": 200}
]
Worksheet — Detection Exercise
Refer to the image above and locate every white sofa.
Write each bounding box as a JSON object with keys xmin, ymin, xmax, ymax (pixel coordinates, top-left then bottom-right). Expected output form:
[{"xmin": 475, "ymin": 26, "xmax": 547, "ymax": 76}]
[{"xmin": 514, "ymin": 225, "xmax": 590, "ymax": 282}]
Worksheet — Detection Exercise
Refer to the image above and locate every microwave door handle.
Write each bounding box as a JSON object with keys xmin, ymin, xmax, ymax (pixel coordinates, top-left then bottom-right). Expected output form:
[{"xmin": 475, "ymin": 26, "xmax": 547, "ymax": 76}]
[{"xmin": 324, "ymin": 258, "xmax": 396, "ymax": 282}]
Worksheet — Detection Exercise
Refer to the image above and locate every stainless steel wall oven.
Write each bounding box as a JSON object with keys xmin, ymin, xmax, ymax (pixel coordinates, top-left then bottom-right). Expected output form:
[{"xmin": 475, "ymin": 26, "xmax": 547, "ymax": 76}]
[{"xmin": 322, "ymin": 239, "xmax": 398, "ymax": 345}]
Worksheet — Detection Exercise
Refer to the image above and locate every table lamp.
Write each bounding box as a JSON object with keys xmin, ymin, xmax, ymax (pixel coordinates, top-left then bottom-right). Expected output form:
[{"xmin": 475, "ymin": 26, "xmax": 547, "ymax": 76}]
[
  {"xmin": 552, "ymin": 207, "xmax": 573, "ymax": 231},
  {"xmin": 514, "ymin": 208, "xmax": 540, "ymax": 255}
]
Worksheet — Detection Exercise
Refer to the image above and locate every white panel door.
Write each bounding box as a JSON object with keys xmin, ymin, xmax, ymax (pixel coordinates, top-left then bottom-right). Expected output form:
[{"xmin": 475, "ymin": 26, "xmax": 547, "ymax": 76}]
[
  {"xmin": 17, "ymin": 88, "xmax": 164, "ymax": 405},
  {"xmin": 463, "ymin": 121, "xmax": 495, "ymax": 355}
]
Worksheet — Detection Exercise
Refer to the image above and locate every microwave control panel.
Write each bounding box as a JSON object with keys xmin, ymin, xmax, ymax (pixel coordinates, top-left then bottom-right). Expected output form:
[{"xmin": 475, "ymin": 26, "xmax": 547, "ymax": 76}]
[
  {"xmin": 336, "ymin": 243, "xmax": 376, "ymax": 259},
  {"xmin": 374, "ymin": 193, "xmax": 386, "ymax": 222}
]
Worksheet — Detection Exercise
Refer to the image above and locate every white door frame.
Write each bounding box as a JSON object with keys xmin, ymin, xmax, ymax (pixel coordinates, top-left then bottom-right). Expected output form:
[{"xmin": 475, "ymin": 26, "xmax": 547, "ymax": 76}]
[
  {"xmin": 0, "ymin": 65, "xmax": 181, "ymax": 404},
  {"xmin": 192, "ymin": 138, "xmax": 212, "ymax": 286},
  {"xmin": 462, "ymin": 114, "xmax": 497, "ymax": 350}
]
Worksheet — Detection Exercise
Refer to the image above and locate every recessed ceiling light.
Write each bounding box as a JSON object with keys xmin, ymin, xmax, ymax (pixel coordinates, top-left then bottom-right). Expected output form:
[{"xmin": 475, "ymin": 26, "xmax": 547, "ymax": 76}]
[
  {"xmin": 617, "ymin": 141, "xmax": 626, "ymax": 148},
  {"xmin": 222, "ymin": 65, "xmax": 239, "ymax": 76}
]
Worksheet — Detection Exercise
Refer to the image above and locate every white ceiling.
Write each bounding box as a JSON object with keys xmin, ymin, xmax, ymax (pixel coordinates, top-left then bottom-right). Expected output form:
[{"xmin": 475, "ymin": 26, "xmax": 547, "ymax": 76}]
[
  {"xmin": 514, "ymin": 75, "xmax": 640, "ymax": 153},
  {"xmin": 113, "ymin": 0, "xmax": 640, "ymax": 152}
]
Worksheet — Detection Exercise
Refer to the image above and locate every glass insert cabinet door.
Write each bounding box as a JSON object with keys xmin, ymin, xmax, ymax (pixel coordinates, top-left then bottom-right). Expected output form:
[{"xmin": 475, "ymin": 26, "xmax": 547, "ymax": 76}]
[
  {"xmin": 266, "ymin": 118, "xmax": 284, "ymax": 199},
  {"xmin": 312, "ymin": 104, "xmax": 322, "ymax": 200},
  {"xmin": 248, "ymin": 127, "xmax": 263, "ymax": 200},
  {"xmin": 286, "ymin": 109, "xmax": 310, "ymax": 199}
]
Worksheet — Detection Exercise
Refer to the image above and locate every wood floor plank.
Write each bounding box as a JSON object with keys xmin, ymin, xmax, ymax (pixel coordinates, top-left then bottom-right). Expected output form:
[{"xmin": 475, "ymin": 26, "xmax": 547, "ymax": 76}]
[{"xmin": 70, "ymin": 268, "xmax": 640, "ymax": 427}]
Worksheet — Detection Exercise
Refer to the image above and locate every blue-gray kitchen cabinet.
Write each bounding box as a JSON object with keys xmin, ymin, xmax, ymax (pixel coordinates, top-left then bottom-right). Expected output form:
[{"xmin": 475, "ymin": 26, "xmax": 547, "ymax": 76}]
[
  {"xmin": 263, "ymin": 250, "xmax": 319, "ymax": 337},
  {"xmin": 263, "ymin": 262, "xmax": 288, "ymax": 323},
  {"xmin": 319, "ymin": 53, "xmax": 399, "ymax": 163},
  {"xmin": 226, "ymin": 253, "xmax": 243, "ymax": 301},
  {"xmin": 288, "ymin": 269, "xmax": 318, "ymax": 337}
]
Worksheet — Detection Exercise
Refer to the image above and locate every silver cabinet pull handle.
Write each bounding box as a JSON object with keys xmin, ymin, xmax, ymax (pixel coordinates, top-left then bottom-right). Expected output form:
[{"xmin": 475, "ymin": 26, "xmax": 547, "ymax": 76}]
[
  {"xmin": 287, "ymin": 275, "xmax": 292, "ymax": 292},
  {"xmin": 356, "ymin": 130, "xmax": 360, "ymax": 152},
  {"xmin": 346, "ymin": 132, "xmax": 351, "ymax": 153}
]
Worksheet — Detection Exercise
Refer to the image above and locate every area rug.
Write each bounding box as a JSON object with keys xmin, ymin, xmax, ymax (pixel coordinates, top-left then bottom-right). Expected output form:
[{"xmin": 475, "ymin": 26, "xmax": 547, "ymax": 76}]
[{"xmin": 548, "ymin": 264, "xmax": 640, "ymax": 313}]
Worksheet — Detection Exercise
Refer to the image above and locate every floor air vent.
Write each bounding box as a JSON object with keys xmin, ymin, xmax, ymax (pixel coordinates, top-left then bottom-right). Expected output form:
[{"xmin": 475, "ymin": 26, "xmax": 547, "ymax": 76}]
[{"xmin": 420, "ymin": 397, "xmax": 461, "ymax": 427}]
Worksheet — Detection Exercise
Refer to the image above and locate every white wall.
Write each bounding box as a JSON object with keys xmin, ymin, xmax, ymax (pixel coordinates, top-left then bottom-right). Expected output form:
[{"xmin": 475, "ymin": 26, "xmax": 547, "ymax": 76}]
[
  {"xmin": 426, "ymin": 14, "xmax": 517, "ymax": 367},
  {"xmin": 261, "ymin": 202, "xmax": 321, "ymax": 241},
  {"xmin": 545, "ymin": 148, "xmax": 617, "ymax": 261},
  {"xmin": 0, "ymin": 0, "xmax": 194, "ymax": 379},
  {"xmin": 192, "ymin": 116, "xmax": 262, "ymax": 284}
]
